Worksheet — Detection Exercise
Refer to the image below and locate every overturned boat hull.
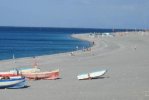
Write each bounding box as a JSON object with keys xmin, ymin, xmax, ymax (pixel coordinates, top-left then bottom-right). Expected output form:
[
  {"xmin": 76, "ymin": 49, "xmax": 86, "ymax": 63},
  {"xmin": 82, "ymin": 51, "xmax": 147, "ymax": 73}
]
[{"xmin": 77, "ymin": 70, "xmax": 107, "ymax": 80}]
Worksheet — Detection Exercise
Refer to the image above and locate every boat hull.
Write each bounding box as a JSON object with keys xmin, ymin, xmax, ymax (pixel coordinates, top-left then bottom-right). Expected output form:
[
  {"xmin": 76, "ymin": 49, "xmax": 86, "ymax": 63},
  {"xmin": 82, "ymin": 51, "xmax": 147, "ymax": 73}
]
[
  {"xmin": 23, "ymin": 69, "xmax": 59, "ymax": 80},
  {"xmin": 0, "ymin": 77, "xmax": 26, "ymax": 89},
  {"xmin": 0, "ymin": 68, "xmax": 40, "ymax": 77},
  {"xmin": 77, "ymin": 70, "xmax": 107, "ymax": 80},
  {"xmin": 0, "ymin": 72, "xmax": 17, "ymax": 77}
]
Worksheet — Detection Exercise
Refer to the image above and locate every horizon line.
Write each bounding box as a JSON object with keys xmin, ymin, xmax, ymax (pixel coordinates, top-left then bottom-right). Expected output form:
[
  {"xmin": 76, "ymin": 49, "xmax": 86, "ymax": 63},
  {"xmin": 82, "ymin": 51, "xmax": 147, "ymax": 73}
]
[{"xmin": 0, "ymin": 25, "xmax": 146, "ymax": 30}]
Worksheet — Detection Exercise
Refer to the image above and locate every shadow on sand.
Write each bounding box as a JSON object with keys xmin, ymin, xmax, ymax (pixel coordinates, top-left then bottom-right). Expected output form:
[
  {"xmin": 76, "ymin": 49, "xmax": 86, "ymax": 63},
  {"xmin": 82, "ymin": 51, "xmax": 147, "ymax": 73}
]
[
  {"xmin": 0, "ymin": 85, "xmax": 31, "ymax": 89},
  {"xmin": 92, "ymin": 76, "xmax": 110, "ymax": 80}
]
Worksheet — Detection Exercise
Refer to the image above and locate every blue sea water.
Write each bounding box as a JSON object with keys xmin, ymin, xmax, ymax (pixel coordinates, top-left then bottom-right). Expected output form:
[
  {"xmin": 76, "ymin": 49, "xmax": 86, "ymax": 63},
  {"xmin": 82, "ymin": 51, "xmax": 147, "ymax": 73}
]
[{"xmin": 0, "ymin": 27, "xmax": 130, "ymax": 60}]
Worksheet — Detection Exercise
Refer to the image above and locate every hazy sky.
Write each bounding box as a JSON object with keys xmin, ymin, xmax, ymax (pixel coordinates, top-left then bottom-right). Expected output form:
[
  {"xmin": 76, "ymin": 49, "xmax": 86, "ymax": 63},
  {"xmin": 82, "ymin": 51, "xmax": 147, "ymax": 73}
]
[{"xmin": 0, "ymin": 0, "xmax": 148, "ymax": 29}]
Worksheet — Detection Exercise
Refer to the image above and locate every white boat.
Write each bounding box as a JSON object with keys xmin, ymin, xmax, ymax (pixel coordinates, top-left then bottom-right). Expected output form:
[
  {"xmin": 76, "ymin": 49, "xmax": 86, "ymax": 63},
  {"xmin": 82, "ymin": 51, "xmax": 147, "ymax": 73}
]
[
  {"xmin": 10, "ymin": 55, "xmax": 40, "ymax": 74},
  {"xmin": 77, "ymin": 70, "xmax": 107, "ymax": 80},
  {"xmin": 17, "ymin": 67, "xmax": 40, "ymax": 73},
  {"xmin": 10, "ymin": 67, "xmax": 40, "ymax": 74},
  {"xmin": 0, "ymin": 67, "xmax": 41, "ymax": 77}
]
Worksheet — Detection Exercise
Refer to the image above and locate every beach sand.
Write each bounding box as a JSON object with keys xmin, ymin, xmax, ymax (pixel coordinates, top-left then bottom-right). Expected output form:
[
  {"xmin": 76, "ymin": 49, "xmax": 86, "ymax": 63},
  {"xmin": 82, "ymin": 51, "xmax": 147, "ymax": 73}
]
[{"xmin": 0, "ymin": 32, "xmax": 149, "ymax": 100}]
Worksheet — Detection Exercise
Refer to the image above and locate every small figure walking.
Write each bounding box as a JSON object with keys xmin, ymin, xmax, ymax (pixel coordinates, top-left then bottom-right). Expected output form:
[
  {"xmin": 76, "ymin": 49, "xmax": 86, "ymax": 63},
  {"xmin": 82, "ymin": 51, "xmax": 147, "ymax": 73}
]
[
  {"xmin": 70, "ymin": 52, "xmax": 74, "ymax": 56},
  {"xmin": 33, "ymin": 56, "xmax": 38, "ymax": 68},
  {"xmin": 134, "ymin": 45, "xmax": 137, "ymax": 50},
  {"xmin": 76, "ymin": 46, "xmax": 79, "ymax": 51},
  {"xmin": 92, "ymin": 41, "xmax": 95, "ymax": 45}
]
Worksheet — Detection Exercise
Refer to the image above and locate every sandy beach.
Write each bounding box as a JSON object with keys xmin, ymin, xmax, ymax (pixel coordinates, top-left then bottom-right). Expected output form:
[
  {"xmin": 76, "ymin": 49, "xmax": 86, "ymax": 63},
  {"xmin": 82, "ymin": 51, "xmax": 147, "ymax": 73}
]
[{"xmin": 0, "ymin": 32, "xmax": 149, "ymax": 100}]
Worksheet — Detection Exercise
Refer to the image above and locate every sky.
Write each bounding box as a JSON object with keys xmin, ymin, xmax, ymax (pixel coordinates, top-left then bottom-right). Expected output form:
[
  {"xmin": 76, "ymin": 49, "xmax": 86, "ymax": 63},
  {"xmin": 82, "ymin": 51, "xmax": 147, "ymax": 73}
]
[{"xmin": 0, "ymin": 0, "xmax": 148, "ymax": 29}]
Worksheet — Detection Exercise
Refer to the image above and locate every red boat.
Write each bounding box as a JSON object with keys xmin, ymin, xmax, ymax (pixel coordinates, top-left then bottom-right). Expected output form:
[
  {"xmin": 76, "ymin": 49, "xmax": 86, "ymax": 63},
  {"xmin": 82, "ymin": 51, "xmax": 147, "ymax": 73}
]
[
  {"xmin": 22, "ymin": 69, "xmax": 60, "ymax": 80},
  {"xmin": 0, "ymin": 72, "xmax": 17, "ymax": 77},
  {"xmin": 0, "ymin": 67, "xmax": 40, "ymax": 77}
]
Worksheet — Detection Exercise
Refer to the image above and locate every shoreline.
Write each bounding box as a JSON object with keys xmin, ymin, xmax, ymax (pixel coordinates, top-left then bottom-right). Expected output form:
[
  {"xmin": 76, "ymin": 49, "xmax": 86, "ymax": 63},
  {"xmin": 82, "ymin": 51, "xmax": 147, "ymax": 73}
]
[
  {"xmin": 0, "ymin": 33, "xmax": 94, "ymax": 66},
  {"xmin": 0, "ymin": 31, "xmax": 149, "ymax": 100},
  {"xmin": 0, "ymin": 33, "xmax": 92, "ymax": 62}
]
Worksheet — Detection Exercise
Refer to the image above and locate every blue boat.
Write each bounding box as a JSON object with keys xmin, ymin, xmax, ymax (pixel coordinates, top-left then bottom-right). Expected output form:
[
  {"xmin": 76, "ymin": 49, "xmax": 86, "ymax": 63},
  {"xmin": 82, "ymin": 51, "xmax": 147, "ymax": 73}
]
[{"xmin": 0, "ymin": 76, "xmax": 26, "ymax": 89}]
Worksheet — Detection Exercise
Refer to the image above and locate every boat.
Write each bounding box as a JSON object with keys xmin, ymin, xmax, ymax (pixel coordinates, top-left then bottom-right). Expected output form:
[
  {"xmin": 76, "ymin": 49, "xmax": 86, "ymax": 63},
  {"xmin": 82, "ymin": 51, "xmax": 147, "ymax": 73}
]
[
  {"xmin": 9, "ymin": 55, "xmax": 40, "ymax": 75},
  {"xmin": 0, "ymin": 72, "xmax": 17, "ymax": 77},
  {"xmin": 10, "ymin": 67, "xmax": 40, "ymax": 74},
  {"xmin": 22, "ymin": 69, "xmax": 60, "ymax": 80},
  {"xmin": 77, "ymin": 70, "xmax": 107, "ymax": 80},
  {"xmin": 0, "ymin": 67, "xmax": 40, "ymax": 77},
  {"xmin": 0, "ymin": 75, "xmax": 22, "ymax": 79},
  {"xmin": 0, "ymin": 76, "xmax": 26, "ymax": 89}
]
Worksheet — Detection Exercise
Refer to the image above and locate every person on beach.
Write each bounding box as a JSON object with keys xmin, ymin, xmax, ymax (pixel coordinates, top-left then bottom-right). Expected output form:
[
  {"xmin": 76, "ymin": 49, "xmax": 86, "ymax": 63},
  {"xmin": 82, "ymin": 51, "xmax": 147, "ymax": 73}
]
[
  {"xmin": 92, "ymin": 41, "xmax": 95, "ymax": 45},
  {"xmin": 15, "ymin": 68, "xmax": 19, "ymax": 75},
  {"xmin": 33, "ymin": 56, "xmax": 38, "ymax": 68},
  {"xmin": 76, "ymin": 46, "xmax": 79, "ymax": 51},
  {"xmin": 134, "ymin": 45, "xmax": 137, "ymax": 50},
  {"xmin": 70, "ymin": 52, "xmax": 74, "ymax": 56},
  {"xmin": 82, "ymin": 47, "xmax": 85, "ymax": 52}
]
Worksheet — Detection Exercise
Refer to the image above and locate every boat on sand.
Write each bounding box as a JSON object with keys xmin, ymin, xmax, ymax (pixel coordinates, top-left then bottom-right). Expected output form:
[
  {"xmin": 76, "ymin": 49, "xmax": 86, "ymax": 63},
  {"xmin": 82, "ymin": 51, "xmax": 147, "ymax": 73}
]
[
  {"xmin": 0, "ymin": 67, "xmax": 40, "ymax": 77},
  {"xmin": 22, "ymin": 69, "xmax": 60, "ymax": 80},
  {"xmin": 10, "ymin": 67, "xmax": 40, "ymax": 74},
  {"xmin": 0, "ymin": 76, "xmax": 26, "ymax": 89},
  {"xmin": 77, "ymin": 70, "xmax": 107, "ymax": 80}
]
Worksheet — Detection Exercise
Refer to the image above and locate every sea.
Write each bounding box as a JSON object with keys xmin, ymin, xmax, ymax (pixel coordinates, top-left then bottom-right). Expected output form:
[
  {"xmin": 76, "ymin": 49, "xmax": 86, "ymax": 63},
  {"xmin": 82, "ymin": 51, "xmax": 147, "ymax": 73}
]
[{"xmin": 0, "ymin": 26, "xmax": 130, "ymax": 60}]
